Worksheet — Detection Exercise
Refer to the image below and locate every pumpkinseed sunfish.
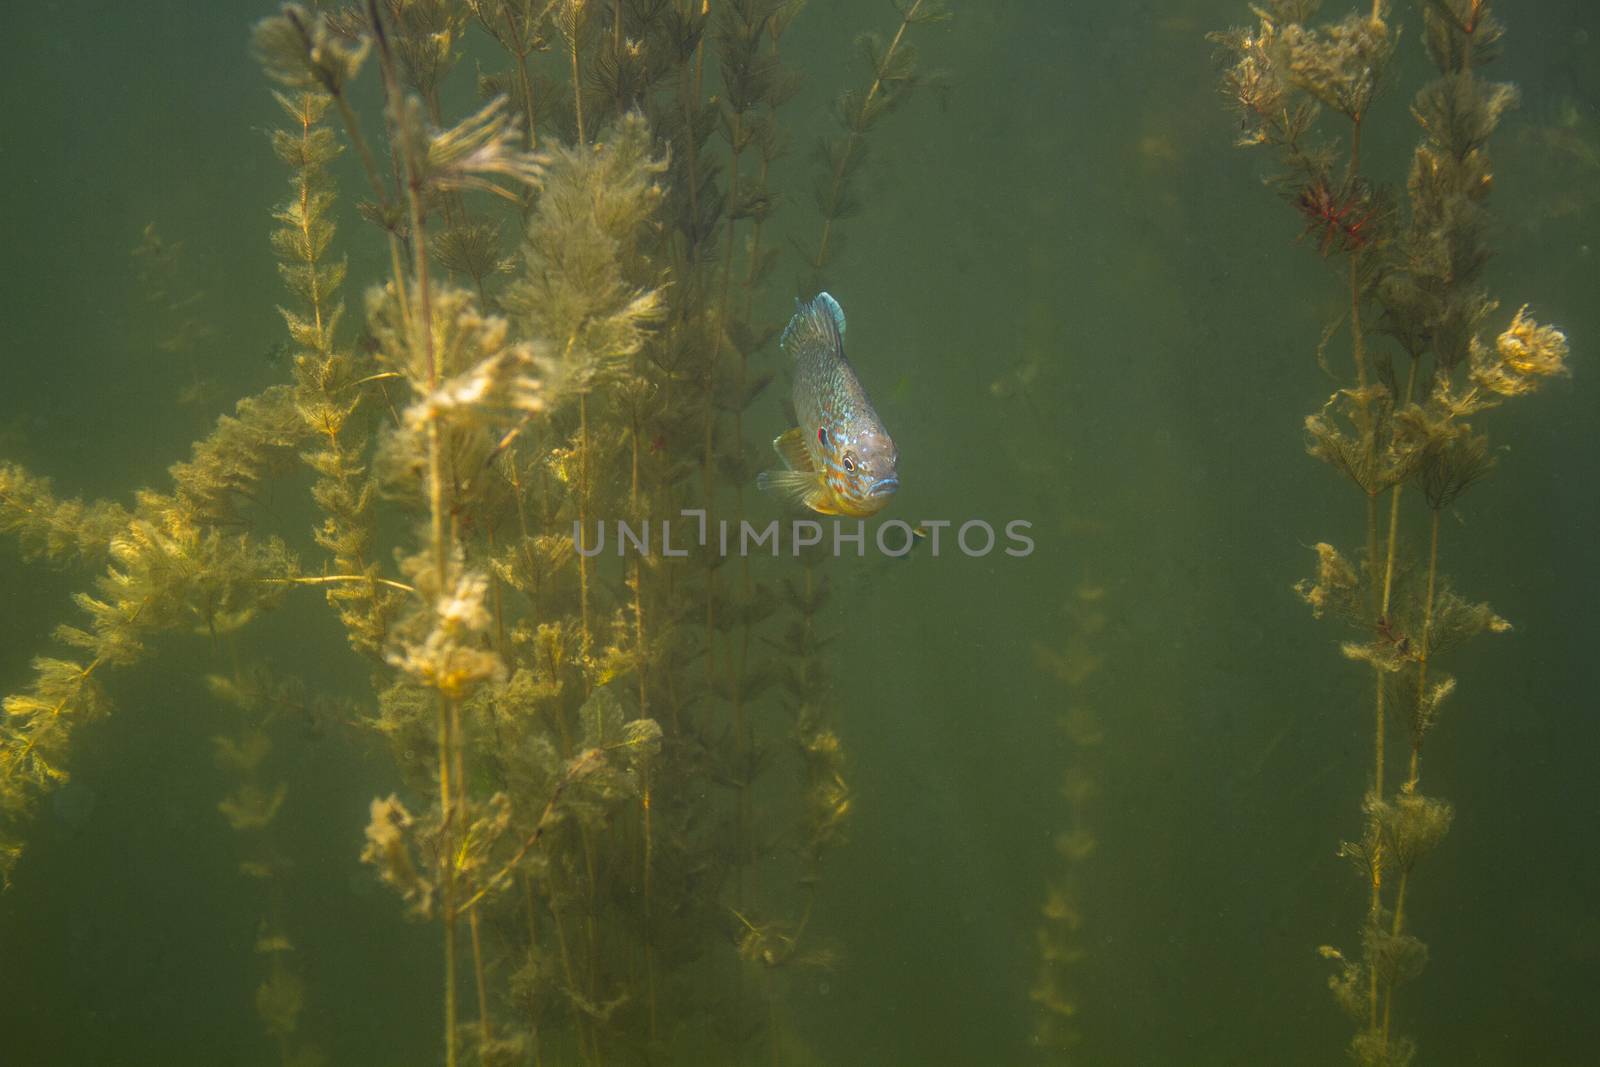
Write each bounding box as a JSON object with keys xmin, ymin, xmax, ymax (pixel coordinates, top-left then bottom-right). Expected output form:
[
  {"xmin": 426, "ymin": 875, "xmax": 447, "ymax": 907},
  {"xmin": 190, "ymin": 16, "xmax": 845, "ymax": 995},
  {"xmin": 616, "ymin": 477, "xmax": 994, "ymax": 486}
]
[{"xmin": 756, "ymin": 292, "xmax": 899, "ymax": 517}]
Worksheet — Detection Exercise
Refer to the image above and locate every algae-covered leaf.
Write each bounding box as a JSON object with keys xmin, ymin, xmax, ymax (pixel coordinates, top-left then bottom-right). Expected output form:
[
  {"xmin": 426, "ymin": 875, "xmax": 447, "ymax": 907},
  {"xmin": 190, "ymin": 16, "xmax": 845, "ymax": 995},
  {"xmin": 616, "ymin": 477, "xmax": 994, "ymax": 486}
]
[
  {"xmin": 360, "ymin": 794, "xmax": 434, "ymax": 918},
  {"xmin": 1471, "ymin": 306, "xmax": 1570, "ymax": 398},
  {"xmin": 0, "ymin": 835, "xmax": 25, "ymax": 889},
  {"xmin": 212, "ymin": 729, "xmax": 273, "ymax": 774},
  {"xmin": 252, "ymin": 6, "xmax": 369, "ymax": 94},
  {"xmin": 1428, "ymin": 589, "xmax": 1511, "ymax": 656},
  {"xmin": 219, "ymin": 782, "xmax": 289, "ymax": 831},
  {"xmin": 1373, "ymin": 791, "xmax": 1453, "ymax": 874},
  {"xmin": 1053, "ymin": 829, "xmax": 1098, "ymax": 864},
  {"xmin": 1294, "ymin": 542, "xmax": 1362, "ymax": 622},
  {"xmin": 255, "ymin": 964, "xmax": 305, "ymax": 1039},
  {"xmin": 0, "ymin": 462, "xmax": 129, "ymax": 567},
  {"xmin": 1340, "ymin": 639, "xmax": 1411, "ymax": 673},
  {"xmin": 423, "ymin": 97, "xmax": 545, "ymax": 202},
  {"xmin": 256, "ymin": 931, "xmax": 296, "ymax": 954},
  {"xmin": 505, "ymin": 112, "xmax": 666, "ymax": 395},
  {"xmin": 617, "ymin": 718, "xmax": 662, "ymax": 763},
  {"xmin": 578, "ymin": 685, "xmax": 626, "ymax": 749}
]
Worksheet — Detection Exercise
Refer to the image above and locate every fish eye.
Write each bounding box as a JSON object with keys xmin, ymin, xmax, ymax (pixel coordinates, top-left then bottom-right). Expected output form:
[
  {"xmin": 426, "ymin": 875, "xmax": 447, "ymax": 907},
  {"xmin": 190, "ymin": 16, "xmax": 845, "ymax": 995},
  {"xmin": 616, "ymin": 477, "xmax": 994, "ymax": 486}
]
[{"xmin": 842, "ymin": 453, "xmax": 857, "ymax": 473}]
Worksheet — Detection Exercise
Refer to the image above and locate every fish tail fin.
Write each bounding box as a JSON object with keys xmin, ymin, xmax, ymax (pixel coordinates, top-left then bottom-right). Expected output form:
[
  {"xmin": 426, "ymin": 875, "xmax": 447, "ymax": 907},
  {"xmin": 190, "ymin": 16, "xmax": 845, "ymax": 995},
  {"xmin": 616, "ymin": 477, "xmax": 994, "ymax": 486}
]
[{"xmin": 780, "ymin": 292, "xmax": 847, "ymax": 361}]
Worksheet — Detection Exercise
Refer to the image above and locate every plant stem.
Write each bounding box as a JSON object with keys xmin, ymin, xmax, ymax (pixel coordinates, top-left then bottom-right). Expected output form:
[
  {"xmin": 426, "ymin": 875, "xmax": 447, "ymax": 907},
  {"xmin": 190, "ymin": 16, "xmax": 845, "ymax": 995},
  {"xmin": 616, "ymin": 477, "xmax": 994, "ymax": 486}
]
[
  {"xmin": 578, "ymin": 391, "xmax": 593, "ymax": 668},
  {"xmin": 642, "ymin": 763, "xmax": 657, "ymax": 1044},
  {"xmin": 369, "ymin": 3, "xmax": 459, "ymax": 1060},
  {"xmin": 1410, "ymin": 509, "xmax": 1441, "ymax": 791},
  {"xmin": 264, "ymin": 574, "xmax": 415, "ymax": 592},
  {"xmin": 570, "ymin": 14, "xmax": 587, "ymax": 145},
  {"xmin": 502, "ymin": 5, "xmax": 540, "ymax": 150},
  {"xmin": 1377, "ymin": 361, "xmax": 1418, "ymax": 617},
  {"xmin": 8, "ymin": 598, "xmax": 149, "ymax": 771},
  {"xmin": 1380, "ymin": 507, "xmax": 1441, "ymax": 1040},
  {"xmin": 813, "ymin": 0, "xmax": 923, "ymax": 270},
  {"xmin": 712, "ymin": 106, "xmax": 749, "ymax": 897},
  {"xmin": 414, "ymin": 132, "xmax": 461, "ymax": 1067},
  {"xmin": 549, "ymin": 897, "xmax": 596, "ymax": 1067},
  {"xmin": 469, "ymin": 904, "xmax": 492, "ymax": 1052},
  {"xmin": 1340, "ymin": 105, "xmax": 1388, "ymax": 1035}
]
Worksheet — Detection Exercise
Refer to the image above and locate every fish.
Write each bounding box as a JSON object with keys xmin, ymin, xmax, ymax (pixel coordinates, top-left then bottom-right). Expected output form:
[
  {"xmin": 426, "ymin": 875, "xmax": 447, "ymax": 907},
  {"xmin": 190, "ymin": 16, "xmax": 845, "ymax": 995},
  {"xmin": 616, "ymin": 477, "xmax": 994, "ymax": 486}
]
[{"xmin": 757, "ymin": 292, "xmax": 899, "ymax": 517}]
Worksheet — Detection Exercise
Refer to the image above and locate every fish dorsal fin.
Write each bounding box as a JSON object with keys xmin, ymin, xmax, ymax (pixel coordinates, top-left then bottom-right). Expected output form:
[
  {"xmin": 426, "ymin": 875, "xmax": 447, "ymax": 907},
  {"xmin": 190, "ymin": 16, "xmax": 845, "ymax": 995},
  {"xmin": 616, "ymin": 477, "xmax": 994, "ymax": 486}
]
[
  {"xmin": 772, "ymin": 427, "xmax": 816, "ymax": 472},
  {"xmin": 780, "ymin": 292, "xmax": 846, "ymax": 360},
  {"xmin": 816, "ymin": 291, "xmax": 846, "ymax": 337}
]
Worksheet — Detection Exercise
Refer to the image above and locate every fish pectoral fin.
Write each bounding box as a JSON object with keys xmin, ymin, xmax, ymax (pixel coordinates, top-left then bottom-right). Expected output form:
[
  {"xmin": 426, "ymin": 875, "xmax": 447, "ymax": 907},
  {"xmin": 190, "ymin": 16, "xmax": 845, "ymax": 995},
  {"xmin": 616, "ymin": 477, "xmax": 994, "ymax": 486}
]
[
  {"xmin": 772, "ymin": 427, "xmax": 816, "ymax": 472},
  {"xmin": 756, "ymin": 469, "xmax": 831, "ymax": 513}
]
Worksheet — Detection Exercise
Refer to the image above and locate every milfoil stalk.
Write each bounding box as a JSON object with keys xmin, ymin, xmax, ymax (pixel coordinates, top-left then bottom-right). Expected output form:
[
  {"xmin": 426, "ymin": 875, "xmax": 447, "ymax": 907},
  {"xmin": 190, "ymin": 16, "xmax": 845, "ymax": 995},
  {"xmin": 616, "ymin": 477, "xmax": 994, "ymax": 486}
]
[
  {"xmin": 812, "ymin": 0, "xmax": 925, "ymax": 270},
  {"xmin": 368, "ymin": 3, "xmax": 459, "ymax": 1063}
]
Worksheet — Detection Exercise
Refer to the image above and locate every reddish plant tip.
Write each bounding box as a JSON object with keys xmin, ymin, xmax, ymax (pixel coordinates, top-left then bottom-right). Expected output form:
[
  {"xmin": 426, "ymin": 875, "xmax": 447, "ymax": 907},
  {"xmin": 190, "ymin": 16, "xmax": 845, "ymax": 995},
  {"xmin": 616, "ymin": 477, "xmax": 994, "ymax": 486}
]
[{"xmin": 1295, "ymin": 179, "xmax": 1376, "ymax": 256}]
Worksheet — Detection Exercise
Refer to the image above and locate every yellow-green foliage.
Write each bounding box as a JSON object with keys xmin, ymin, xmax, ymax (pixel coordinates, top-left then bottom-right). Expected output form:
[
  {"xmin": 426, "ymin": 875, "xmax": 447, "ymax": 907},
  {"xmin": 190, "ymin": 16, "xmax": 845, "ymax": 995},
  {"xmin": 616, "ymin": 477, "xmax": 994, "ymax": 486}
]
[
  {"xmin": 251, "ymin": 4, "xmax": 369, "ymax": 98},
  {"xmin": 0, "ymin": 463, "xmax": 130, "ymax": 567},
  {"xmin": 0, "ymin": 4, "xmax": 920, "ymax": 1064},
  {"xmin": 208, "ymin": 658, "xmax": 348, "ymax": 1064},
  {"xmin": 776, "ymin": 550, "xmax": 853, "ymax": 866},
  {"xmin": 1213, "ymin": 2, "xmax": 1573, "ymax": 1064},
  {"xmin": 1029, "ymin": 584, "xmax": 1109, "ymax": 1058},
  {"xmin": 807, "ymin": 0, "xmax": 950, "ymax": 281},
  {"xmin": 508, "ymin": 112, "xmax": 666, "ymax": 396},
  {"xmin": 268, "ymin": 84, "xmax": 398, "ymax": 658},
  {"xmin": 270, "ymin": 90, "xmax": 347, "ymax": 349},
  {"xmin": 0, "ymin": 488, "xmax": 294, "ymax": 884},
  {"xmin": 169, "ymin": 386, "xmax": 305, "ymax": 526},
  {"xmin": 1, "ymin": 324, "xmax": 304, "ymax": 882},
  {"xmin": 367, "ymin": 281, "xmax": 548, "ymax": 522}
]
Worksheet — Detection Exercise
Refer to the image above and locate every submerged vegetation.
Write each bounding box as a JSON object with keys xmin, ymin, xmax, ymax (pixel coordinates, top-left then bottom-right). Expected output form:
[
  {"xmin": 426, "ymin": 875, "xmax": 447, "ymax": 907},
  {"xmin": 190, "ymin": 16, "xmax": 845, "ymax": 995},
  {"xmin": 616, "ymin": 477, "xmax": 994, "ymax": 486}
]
[
  {"xmin": 0, "ymin": 0, "xmax": 949, "ymax": 1063},
  {"xmin": 1213, "ymin": 1, "xmax": 1571, "ymax": 1064},
  {"xmin": 1029, "ymin": 581, "xmax": 1110, "ymax": 1059},
  {"xmin": 4, "ymin": 0, "xmax": 1589, "ymax": 1063}
]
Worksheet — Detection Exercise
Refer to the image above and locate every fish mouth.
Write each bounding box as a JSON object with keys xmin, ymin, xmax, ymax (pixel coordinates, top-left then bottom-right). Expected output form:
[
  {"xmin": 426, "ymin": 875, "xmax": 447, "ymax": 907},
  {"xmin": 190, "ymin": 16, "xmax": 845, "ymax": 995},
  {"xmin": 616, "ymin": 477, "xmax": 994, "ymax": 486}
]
[{"xmin": 866, "ymin": 476, "xmax": 899, "ymax": 497}]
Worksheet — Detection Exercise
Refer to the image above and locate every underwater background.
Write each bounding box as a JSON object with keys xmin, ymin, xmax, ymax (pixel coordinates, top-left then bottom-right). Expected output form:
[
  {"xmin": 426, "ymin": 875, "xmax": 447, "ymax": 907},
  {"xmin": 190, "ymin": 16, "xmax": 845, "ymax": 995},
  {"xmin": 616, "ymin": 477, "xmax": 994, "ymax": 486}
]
[{"xmin": 1, "ymin": 1, "xmax": 1597, "ymax": 1065}]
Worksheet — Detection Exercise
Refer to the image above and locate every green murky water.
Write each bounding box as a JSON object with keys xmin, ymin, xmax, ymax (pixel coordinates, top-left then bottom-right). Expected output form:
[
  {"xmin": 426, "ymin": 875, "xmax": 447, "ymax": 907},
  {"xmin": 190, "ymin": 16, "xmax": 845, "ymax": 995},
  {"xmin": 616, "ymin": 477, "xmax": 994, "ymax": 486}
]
[{"xmin": 1, "ymin": 2, "xmax": 1596, "ymax": 1064}]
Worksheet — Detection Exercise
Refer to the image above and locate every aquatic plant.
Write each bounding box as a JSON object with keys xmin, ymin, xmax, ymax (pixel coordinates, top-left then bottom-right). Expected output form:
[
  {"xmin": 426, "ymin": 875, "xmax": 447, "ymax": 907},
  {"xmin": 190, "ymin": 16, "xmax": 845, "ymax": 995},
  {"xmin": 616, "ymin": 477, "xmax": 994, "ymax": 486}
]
[
  {"xmin": 0, "ymin": 431, "xmax": 298, "ymax": 882},
  {"xmin": 1213, "ymin": 1, "xmax": 1571, "ymax": 1063},
  {"xmin": 1029, "ymin": 582, "xmax": 1109, "ymax": 1059},
  {"xmin": 0, "ymin": 1, "xmax": 958, "ymax": 1063},
  {"xmin": 804, "ymin": 0, "xmax": 950, "ymax": 289},
  {"xmin": 131, "ymin": 222, "xmax": 223, "ymax": 407},
  {"xmin": 210, "ymin": 663, "xmax": 348, "ymax": 1066}
]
